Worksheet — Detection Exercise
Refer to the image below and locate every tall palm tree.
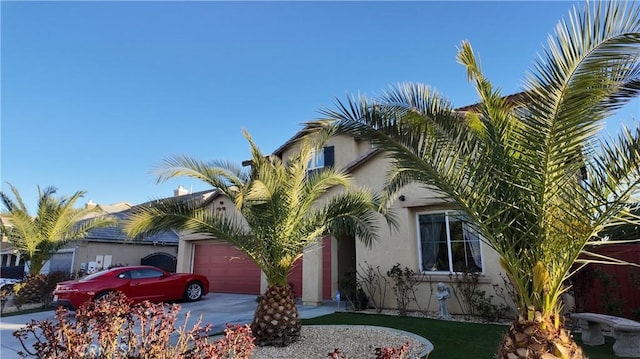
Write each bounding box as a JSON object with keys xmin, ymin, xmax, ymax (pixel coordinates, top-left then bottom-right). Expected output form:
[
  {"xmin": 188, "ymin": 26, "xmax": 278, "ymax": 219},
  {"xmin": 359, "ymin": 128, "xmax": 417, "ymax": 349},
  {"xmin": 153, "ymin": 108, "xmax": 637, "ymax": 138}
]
[
  {"xmin": 308, "ymin": 2, "xmax": 640, "ymax": 357},
  {"xmin": 124, "ymin": 130, "xmax": 383, "ymax": 347},
  {"xmin": 0, "ymin": 184, "xmax": 117, "ymax": 275}
]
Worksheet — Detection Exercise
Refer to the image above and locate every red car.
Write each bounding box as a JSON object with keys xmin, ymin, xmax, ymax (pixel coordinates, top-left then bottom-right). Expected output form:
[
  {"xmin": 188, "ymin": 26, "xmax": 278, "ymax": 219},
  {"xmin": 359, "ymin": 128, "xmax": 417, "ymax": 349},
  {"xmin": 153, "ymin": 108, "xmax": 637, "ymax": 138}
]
[{"xmin": 52, "ymin": 265, "xmax": 209, "ymax": 310}]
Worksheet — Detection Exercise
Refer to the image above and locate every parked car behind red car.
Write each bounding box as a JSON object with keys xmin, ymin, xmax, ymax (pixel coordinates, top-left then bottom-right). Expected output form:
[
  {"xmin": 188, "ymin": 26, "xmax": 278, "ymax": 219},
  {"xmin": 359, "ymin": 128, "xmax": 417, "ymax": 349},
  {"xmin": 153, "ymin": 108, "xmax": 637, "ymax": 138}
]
[{"xmin": 52, "ymin": 265, "xmax": 209, "ymax": 310}]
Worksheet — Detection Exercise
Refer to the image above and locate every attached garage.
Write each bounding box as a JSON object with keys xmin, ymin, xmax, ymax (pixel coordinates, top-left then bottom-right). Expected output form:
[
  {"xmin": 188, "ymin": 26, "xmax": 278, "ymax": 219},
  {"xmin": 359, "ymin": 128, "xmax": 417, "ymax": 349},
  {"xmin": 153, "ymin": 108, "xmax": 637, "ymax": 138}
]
[
  {"xmin": 192, "ymin": 237, "xmax": 333, "ymax": 299},
  {"xmin": 193, "ymin": 242, "xmax": 261, "ymax": 294}
]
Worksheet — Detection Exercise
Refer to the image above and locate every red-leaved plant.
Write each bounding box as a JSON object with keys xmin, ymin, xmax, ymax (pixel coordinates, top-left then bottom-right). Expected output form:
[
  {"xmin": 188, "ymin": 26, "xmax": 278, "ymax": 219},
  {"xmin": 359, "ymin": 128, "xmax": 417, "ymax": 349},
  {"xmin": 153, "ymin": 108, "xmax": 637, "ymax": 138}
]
[
  {"xmin": 374, "ymin": 341, "xmax": 411, "ymax": 359},
  {"xmin": 13, "ymin": 291, "xmax": 254, "ymax": 358},
  {"xmin": 329, "ymin": 341, "xmax": 412, "ymax": 359},
  {"xmin": 328, "ymin": 348, "xmax": 347, "ymax": 358}
]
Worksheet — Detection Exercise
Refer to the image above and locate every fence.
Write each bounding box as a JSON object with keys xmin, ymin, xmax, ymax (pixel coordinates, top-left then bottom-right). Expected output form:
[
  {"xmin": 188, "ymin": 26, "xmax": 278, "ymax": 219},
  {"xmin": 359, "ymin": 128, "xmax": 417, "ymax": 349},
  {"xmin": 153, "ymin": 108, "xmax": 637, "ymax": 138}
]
[
  {"xmin": 572, "ymin": 244, "xmax": 640, "ymax": 320},
  {"xmin": 0, "ymin": 265, "xmax": 25, "ymax": 279}
]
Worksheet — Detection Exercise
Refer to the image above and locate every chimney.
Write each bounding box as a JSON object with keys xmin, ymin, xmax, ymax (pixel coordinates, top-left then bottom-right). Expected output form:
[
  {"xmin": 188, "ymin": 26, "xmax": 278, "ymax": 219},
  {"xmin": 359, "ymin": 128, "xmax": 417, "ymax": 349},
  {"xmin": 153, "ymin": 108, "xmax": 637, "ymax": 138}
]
[
  {"xmin": 85, "ymin": 200, "xmax": 97, "ymax": 209},
  {"xmin": 174, "ymin": 185, "xmax": 189, "ymax": 197}
]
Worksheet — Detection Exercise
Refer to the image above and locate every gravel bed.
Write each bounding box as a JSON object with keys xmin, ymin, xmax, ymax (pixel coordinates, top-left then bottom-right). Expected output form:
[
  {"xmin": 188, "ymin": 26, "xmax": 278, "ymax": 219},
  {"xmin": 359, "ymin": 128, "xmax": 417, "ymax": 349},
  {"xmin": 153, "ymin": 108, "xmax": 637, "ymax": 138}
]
[{"xmin": 251, "ymin": 325, "xmax": 428, "ymax": 358}]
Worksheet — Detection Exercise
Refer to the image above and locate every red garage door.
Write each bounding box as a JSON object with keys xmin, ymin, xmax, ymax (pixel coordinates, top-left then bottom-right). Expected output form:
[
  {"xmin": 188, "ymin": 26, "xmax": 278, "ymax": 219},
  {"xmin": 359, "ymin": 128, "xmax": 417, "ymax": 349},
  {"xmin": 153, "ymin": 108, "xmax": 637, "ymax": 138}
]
[{"xmin": 193, "ymin": 242, "xmax": 261, "ymax": 294}]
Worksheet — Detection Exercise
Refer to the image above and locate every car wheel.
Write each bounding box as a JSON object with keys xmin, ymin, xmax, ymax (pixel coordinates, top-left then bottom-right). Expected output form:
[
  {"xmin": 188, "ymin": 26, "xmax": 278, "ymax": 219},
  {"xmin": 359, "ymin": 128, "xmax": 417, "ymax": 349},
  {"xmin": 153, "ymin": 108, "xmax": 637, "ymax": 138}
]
[
  {"xmin": 184, "ymin": 281, "xmax": 203, "ymax": 302},
  {"xmin": 94, "ymin": 291, "xmax": 112, "ymax": 302}
]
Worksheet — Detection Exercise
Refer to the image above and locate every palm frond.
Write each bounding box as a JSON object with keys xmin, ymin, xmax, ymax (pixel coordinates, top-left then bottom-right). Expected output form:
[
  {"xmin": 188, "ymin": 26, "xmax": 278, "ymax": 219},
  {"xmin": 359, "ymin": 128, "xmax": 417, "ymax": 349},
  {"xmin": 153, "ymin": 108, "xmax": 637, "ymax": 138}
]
[
  {"xmin": 308, "ymin": 1, "xmax": 640, "ymax": 320},
  {"xmin": 322, "ymin": 190, "xmax": 382, "ymax": 248},
  {"xmin": 153, "ymin": 155, "xmax": 249, "ymax": 199},
  {"xmin": 576, "ymin": 249, "xmax": 640, "ymax": 268},
  {"xmin": 1, "ymin": 184, "xmax": 116, "ymax": 274},
  {"xmin": 128, "ymin": 131, "xmax": 383, "ymax": 286}
]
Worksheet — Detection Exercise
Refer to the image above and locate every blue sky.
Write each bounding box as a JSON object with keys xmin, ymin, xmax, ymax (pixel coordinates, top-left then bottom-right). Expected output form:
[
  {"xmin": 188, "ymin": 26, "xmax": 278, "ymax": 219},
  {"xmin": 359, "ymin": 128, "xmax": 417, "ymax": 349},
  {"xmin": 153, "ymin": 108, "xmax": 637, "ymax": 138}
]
[{"xmin": 2, "ymin": 1, "xmax": 638, "ymax": 211}]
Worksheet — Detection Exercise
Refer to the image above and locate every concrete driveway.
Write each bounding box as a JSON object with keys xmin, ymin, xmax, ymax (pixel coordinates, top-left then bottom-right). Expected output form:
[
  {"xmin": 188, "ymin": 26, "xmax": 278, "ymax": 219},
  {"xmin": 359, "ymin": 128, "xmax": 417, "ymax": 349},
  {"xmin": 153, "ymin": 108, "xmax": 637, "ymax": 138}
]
[{"xmin": 0, "ymin": 293, "xmax": 339, "ymax": 359}]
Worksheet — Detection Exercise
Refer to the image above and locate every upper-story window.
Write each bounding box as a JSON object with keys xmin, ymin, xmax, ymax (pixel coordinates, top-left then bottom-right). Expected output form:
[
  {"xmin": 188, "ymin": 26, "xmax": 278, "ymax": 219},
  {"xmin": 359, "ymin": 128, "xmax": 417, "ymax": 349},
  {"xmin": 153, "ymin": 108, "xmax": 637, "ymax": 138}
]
[
  {"xmin": 308, "ymin": 150, "xmax": 325, "ymax": 170},
  {"xmin": 417, "ymin": 211, "xmax": 483, "ymax": 273},
  {"xmin": 307, "ymin": 146, "xmax": 334, "ymax": 172}
]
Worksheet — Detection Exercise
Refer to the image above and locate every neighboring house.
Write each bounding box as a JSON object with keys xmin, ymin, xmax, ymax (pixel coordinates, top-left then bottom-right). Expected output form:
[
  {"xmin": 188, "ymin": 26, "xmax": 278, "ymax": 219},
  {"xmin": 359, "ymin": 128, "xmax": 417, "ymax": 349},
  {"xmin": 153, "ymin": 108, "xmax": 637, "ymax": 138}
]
[
  {"xmin": 174, "ymin": 127, "xmax": 511, "ymax": 315},
  {"xmin": 0, "ymin": 216, "xmax": 26, "ymax": 279},
  {"xmin": 45, "ymin": 201, "xmax": 134, "ymax": 275},
  {"xmin": 70, "ymin": 199, "xmax": 181, "ymax": 275},
  {"xmin": 0, "ymin": 195, "xmax": 183, "ymax": 278}
]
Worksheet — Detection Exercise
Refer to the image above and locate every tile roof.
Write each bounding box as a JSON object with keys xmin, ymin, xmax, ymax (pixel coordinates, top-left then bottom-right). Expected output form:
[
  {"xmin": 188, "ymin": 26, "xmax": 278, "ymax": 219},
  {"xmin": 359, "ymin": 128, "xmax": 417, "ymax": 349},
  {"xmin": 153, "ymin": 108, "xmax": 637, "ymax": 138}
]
[
  {"xmin": 97, "ymin": 202, "xmax": 132, "ymax": 213},
  {"xmin": 84, "ymin": 209, "xmax": 180, "ymax": 244},
  {"xmin": 84, "ymin": 189, "xmax": 219, "ymax": 244}
]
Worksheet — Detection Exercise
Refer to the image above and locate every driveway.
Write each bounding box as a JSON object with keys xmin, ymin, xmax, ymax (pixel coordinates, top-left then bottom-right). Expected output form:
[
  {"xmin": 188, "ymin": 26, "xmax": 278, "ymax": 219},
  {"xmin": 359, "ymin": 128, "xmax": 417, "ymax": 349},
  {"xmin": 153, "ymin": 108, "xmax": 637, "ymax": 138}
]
[{"xmin": 0, "ymin": 293, "xmax": 339, "ymax": 359}]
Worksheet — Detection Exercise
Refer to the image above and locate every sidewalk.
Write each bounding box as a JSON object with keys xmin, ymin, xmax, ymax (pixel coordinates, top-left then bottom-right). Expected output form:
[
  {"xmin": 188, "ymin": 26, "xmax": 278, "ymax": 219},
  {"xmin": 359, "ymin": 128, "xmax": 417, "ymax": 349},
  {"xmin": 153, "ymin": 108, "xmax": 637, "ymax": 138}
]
[{"xmin": 0, "ymin": 293, "xmax": 339, "ymax": 359}]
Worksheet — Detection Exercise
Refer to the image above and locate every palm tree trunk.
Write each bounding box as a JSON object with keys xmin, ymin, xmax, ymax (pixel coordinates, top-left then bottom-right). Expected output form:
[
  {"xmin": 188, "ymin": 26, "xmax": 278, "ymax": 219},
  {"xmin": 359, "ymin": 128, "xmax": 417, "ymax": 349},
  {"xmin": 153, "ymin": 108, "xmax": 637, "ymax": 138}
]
[
  {"xmin": 250, "ymin": 284, "xmax": 301, "ymax": 346},
  {"xmin": 498, "ymin": 311, "xmax": 585, "ymax": 359},
  {"xmin": 27, "ymin": 257, "xmax": 45, "ymax": 275}
]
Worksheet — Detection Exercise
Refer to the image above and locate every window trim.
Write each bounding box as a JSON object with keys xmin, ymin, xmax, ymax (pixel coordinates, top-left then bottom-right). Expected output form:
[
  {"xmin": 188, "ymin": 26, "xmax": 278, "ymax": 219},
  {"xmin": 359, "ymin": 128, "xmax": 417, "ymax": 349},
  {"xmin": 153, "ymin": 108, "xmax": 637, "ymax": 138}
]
[
  {"xmin": 416, "ymin": 210, "xmax": 484, "ymax": 274},
  {"xmin": 307, "ymin": 149, "xmax": 325, "ymax": 171},
  {"xmin": 307, "ymin": 146, "xmax": 335, "ymax": 172}
]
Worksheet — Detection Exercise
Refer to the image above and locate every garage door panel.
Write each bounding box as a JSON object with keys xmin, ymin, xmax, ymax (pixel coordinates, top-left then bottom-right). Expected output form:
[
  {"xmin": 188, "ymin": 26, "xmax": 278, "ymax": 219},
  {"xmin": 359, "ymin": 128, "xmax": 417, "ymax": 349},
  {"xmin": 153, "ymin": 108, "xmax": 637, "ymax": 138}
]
[
  {"xmin": 288, "ymin": 258, "xmax": 302, "ymax": 298},
  {"xmin": 194, "ymin": 242, "xmax": 261, "ymax": 294}
]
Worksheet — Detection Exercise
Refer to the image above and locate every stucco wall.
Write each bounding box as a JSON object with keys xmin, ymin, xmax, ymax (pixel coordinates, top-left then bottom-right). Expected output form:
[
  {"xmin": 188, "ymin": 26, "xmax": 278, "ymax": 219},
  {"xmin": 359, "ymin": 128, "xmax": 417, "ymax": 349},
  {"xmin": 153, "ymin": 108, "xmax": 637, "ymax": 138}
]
[
  {"xmin": 347, "ymin": 149, "xmax": 514, "ymax": 316},
  {"xmin": 71, "ymin": 240, "xmax": 178, "ymax": 273},
  {"xmin": 279, "ymin": 133, "xmax": 360, "ymax": 171}
]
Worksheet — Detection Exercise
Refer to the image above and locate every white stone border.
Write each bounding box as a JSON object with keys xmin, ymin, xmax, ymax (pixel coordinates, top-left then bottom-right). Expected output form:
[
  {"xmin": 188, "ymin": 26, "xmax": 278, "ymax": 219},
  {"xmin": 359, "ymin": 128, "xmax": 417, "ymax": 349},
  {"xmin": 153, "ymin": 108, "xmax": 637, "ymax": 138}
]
[{"xmin": 308, "ymin": 325, "xmax": 434, "ymax": 358}]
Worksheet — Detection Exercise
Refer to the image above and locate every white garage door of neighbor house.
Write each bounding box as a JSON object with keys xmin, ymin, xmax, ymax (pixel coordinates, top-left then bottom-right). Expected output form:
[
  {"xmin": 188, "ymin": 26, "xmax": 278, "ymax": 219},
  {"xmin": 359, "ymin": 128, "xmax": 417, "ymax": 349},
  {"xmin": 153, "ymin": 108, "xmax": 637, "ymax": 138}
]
[
  {"xmin": 193, "ymin": 242, "xmax": 261, "ymax": 295},
  {"xmin": 48, "ymin": 252, "xmax": 73, "ymax": 274}
]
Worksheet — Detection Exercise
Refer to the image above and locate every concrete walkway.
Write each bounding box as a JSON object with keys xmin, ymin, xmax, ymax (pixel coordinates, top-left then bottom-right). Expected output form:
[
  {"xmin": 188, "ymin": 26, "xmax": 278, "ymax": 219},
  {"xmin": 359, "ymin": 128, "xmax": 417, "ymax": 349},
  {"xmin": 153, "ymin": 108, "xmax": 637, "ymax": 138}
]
[{"xmin": 0, "ymin": 293, "xmax": 339, "ymax": 359}]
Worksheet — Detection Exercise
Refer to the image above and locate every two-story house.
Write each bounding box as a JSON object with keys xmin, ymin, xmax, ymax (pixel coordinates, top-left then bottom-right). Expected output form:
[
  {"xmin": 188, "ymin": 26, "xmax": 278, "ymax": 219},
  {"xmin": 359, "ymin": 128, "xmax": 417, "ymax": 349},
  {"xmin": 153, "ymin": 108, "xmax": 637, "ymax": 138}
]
[{"xmin": 173, "ymin": 129, "xmax": 510, "ymax": 314}]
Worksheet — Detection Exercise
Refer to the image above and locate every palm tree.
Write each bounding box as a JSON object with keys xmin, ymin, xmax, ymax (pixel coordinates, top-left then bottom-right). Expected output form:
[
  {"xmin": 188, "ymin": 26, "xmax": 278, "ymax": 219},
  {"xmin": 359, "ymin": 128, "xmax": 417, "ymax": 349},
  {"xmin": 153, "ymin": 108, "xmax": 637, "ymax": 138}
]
[
  {"xmin": 308, "ymin": 2, "xmax": 640, "ymax": 357},
  {"xmin": 0, "ymin": 184, "xmax": 117, "ymax": 275},
  {"xmin": 124, "ymin": 130, "xmax": 383, "ymax": 346}
]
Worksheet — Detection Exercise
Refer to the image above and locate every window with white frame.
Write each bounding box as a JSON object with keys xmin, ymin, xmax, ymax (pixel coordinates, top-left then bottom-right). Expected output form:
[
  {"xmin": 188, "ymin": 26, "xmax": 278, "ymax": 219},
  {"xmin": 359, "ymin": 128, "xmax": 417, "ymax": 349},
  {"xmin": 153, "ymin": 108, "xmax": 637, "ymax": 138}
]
[
  {"xmin": 307, "ymin": 146, "xmax": 334, "ymax": 172},
  {"xmin": 417, "ymin": 211, "xmax": 483, "ymax": 273},
  {"xmin": 308, "ymin": 149, "xmax": 325, "ymax": 170}
]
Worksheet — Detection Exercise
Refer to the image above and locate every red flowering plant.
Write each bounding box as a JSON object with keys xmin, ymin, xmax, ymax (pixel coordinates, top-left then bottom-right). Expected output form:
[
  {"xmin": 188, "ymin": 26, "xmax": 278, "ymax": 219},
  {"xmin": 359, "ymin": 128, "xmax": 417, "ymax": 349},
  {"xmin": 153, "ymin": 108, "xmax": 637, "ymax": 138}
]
[
  {"xmin": 13, "ymin": 291, "xmax": 254, "ymax": 358},
  {"xmin": 328, "ymin": 341, "xmax": 412, "ymax": 359},
  {"xmin": 374, "ymin": 341, "xmax": 411, "ymax": 359}
]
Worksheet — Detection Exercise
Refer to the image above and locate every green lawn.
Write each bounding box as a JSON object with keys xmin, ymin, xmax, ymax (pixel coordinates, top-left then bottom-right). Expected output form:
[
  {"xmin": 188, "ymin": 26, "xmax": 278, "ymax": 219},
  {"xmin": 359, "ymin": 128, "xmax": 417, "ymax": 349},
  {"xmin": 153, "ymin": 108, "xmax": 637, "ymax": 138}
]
[
  {"xmin": 0, "ymin": 305, "xmax": 52, "ymax": 317},
  {"xmin": 303, "ymin": 312, "xmax": 618, "ymax": 359}
]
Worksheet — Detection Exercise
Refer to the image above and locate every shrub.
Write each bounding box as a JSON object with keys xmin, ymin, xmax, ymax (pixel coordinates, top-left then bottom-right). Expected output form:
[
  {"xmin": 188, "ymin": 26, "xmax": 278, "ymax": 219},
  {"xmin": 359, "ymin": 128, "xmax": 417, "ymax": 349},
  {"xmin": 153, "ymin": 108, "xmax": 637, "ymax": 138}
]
[
  {"xmin": 13, "ymin": 291, "xmax": 255, "ymax": 358},
  {"xmin": 450, "ymin": 271, "xmax": 510, "ymax": 322},
  {"xmin": 386, "ymin": 264, "xmax": 420, "ymax": 316},
  {"xmin": 0, "ymin": 289, "xmax": 10, "ymax": 314},
  {"xmin": 356, "ymin": 262, "xmax": 389, "ymax": 313},
  {"xmin": 12, "ymin": 276, "xmax": 40, "ymax": 309},
  {"xmin": 13, "ymin": 271, "xmax": 72, "ymax": 309},
  {"xmin": 338, "ymin": 271, "xmax": 369, "ymax": 311}
]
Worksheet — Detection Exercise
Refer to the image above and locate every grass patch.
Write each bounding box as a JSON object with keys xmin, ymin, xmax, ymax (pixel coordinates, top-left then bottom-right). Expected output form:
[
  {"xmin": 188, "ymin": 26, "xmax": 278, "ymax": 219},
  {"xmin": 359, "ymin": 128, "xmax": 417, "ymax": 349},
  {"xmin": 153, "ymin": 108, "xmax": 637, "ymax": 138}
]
[
  {"xmin": 303, "ymin": 312, "xmax": 617, "ymax": 359},
  {"xmin": 0, "ymin": 305, "xmax": 52, "ymax": 317},
  {"xmin": 575, "ymin": 336, "xmax": 617, "ymax": 359}
]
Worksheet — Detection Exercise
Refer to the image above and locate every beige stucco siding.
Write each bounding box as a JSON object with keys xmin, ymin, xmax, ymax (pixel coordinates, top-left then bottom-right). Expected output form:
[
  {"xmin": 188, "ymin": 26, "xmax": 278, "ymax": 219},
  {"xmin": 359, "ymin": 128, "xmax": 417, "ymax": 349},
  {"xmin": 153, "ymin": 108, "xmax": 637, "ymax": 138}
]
[
  {"xmin": 71, "ymin": 241, "xmax": 177, "ymax": 273},
  {"xmin": 279, "ymin": 134, "xmax": 359, "ymax": 170},
  {"xmin": 348, "ymin": 148, "xmax": 513, "ymax": 315}
]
